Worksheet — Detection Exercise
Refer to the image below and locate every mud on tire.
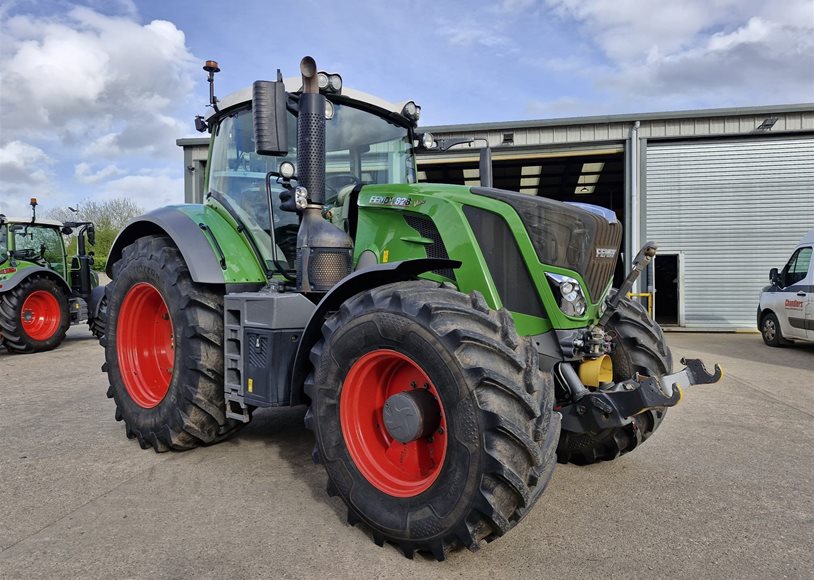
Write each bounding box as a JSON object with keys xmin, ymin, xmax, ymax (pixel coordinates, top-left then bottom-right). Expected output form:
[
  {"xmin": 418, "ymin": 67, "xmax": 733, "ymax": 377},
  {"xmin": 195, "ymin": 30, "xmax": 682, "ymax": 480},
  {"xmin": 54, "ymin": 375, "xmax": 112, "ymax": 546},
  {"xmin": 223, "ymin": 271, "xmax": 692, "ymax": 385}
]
[
  {"xmin": 103, "ymin": 235, "xmax": 244, "ymax": 452},
  {"xmin": 304, "ymin": 280, "xmax": 560, "ymax": 559},
  {"xmin": 557, "ymin": 291, "xmax": 673, "ymax": 465}
]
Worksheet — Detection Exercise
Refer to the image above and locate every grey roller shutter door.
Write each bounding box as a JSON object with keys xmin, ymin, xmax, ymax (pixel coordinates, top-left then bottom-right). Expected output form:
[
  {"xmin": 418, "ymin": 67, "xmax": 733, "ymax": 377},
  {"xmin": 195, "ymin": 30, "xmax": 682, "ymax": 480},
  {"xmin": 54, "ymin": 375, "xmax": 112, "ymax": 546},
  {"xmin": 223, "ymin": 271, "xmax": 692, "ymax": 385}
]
[{"xmin": 645, "ymin": 136, "xmax": 814, "ymax": 329}]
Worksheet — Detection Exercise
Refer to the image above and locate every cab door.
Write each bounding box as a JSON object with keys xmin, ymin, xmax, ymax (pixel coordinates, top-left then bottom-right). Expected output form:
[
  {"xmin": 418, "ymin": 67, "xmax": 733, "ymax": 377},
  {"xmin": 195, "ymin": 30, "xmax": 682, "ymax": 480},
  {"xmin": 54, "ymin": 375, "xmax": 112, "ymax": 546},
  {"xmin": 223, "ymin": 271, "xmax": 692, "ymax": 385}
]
[
  {"xmin": 780, "ymin": 246, "xmax": 812, "ymax": 340},
  {"xmin": 12, "ymin": 225, "xmax": 68, "ymax": 278}
]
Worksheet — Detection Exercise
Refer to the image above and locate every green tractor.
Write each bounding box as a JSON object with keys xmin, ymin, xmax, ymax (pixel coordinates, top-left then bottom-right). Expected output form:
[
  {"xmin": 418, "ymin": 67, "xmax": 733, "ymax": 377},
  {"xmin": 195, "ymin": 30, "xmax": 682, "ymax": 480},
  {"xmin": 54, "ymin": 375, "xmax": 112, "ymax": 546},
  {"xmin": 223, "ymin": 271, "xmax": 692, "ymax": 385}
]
[
  {"xmin": 0, "ymin": 199, "xmax": 106, "ymax": 353},
  {"xmin": 101, "ymin": 57, "xmax": 721, "ymax": 559}
]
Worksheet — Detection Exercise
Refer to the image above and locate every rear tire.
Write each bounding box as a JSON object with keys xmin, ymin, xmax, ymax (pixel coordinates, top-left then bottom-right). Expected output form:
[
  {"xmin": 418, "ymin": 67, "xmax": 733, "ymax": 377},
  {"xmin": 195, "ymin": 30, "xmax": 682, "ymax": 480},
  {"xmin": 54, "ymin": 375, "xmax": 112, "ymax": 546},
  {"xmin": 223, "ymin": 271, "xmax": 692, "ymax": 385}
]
[
  {"xmin": 0, "ymin": 275, "xmax": 70, "ymax": 354},
  {"xmin": 305, "ymin": 281, "xmax": 559, "ymax": 559},
  {"xmin": 557, "ymin": 292, "xmax": 673, "ymax": 465},
  {"xmin": 103, "ymin": 235, "xmax": 244, "ymax": 452}
]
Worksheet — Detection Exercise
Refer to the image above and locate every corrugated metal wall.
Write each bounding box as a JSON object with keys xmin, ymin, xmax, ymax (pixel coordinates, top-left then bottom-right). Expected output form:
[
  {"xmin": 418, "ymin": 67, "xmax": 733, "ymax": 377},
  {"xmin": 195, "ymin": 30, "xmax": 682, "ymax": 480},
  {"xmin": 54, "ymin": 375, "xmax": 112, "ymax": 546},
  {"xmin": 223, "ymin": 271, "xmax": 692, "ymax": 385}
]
[{"xmin": 645, "ymin": 136, "xmax": 814, "ymax": 329}]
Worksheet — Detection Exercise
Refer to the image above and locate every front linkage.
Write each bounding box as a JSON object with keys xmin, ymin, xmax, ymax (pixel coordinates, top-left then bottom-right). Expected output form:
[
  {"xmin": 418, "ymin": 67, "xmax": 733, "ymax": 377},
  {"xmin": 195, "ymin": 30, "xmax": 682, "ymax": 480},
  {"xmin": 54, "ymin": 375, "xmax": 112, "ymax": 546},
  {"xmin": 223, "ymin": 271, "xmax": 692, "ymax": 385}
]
[
  {"xmin": 557, "ymin": 357, "xmax": 723, "ymax": 434},
  {"xmin": 558, "ymin": 240, "xmax": 723, "ymax": 436}
]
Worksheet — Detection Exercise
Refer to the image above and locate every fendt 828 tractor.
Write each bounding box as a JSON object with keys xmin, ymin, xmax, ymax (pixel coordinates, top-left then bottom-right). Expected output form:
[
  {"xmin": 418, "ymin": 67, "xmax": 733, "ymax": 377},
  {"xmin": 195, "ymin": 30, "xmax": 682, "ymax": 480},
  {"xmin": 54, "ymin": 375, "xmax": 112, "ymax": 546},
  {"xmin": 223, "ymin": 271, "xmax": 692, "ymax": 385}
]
[
  {"xmin": 0, "ymin": 199, "xmax": 105, "ymax": 353},
  {"xmin": 101, "ymin": 57, "xmax": 721, "ymax": 559}
]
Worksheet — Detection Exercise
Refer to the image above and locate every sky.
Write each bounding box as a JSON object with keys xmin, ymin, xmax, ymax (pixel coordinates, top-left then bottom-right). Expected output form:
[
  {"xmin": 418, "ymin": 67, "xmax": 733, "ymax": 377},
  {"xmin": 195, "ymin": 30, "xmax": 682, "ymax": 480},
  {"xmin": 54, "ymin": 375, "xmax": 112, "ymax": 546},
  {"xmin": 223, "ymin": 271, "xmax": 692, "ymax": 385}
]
[{"xmin": 1, "ymin": 0, "xmax": 812, "ymax": 217}]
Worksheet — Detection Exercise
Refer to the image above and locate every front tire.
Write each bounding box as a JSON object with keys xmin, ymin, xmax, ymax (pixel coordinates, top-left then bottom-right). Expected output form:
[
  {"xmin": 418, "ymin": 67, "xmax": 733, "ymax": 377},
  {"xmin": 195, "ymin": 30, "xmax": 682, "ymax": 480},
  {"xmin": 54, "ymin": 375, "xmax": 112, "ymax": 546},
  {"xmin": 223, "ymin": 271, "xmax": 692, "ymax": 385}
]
[
  {"xmin": 557, "ymin": 292, "xmax": 673, "ymax": 465},
  {"xmin": 305, "ymin": 281, "xmax": 559, "ymax": 559},
  {"xmin": 760, "ymin": 311, "xmax": 785, "ymax": 347},
  {"xmin": 103, "ymin": 235, "xmax": 243, "ymax": 452},
  {"xmin": 0, "ymin": 275, "xmax": 70, "ymax": 354}
]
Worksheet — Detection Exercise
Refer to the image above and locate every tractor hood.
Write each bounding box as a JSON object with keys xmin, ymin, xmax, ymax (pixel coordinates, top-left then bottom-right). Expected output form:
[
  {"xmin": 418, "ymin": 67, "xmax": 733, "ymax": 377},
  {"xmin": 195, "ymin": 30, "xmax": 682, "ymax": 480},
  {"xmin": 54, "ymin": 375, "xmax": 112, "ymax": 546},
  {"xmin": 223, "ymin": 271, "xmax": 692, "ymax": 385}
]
[{"xmin": 469, "ymin": 186, "xmax": 622, "ymax": 303}]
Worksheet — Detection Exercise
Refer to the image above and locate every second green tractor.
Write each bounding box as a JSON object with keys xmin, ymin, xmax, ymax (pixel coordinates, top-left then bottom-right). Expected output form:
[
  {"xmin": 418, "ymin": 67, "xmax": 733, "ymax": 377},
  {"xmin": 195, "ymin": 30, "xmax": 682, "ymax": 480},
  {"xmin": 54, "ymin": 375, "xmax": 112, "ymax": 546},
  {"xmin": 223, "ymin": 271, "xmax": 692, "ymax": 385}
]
[{"xmin": 100, "ymin": 57, "xmax": 721, "ymax": 559}]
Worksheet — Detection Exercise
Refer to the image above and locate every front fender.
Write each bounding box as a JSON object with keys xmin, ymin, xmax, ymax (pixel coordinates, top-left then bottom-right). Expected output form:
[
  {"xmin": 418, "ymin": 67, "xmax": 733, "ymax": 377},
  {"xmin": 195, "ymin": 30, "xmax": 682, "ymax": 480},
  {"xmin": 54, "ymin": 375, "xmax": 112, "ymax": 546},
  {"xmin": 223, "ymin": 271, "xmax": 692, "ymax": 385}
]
[
  {"xmin": 0, "ymin": 266, "xmax": 72, "ymax": 296},
  {"xmin": 289, "ymin": 258, "xmax": 461, "ymax": 405},
  {"xmin": 106, "ymin": 205, "xmax": 266, "ymax": 284}
]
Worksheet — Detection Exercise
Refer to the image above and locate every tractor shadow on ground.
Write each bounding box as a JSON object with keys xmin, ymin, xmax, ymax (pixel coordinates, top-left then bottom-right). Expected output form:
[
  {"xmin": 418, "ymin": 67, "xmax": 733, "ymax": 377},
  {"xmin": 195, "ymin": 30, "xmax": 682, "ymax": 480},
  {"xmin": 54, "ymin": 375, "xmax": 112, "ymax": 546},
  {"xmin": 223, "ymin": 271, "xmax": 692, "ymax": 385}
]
[
  {"xmin": 227, "ymin": 405, "xmax": 413, "ymax": 558},
  {"xmin": 224, "ymin": 405, "xmax": 348, "ymax": 523}
]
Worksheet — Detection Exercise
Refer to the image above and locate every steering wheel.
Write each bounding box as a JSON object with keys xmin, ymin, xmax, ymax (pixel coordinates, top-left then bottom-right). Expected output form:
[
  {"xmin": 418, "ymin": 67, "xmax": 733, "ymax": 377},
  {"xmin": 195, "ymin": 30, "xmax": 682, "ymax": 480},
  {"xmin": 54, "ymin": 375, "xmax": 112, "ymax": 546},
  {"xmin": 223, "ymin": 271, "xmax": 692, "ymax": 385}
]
[{"xmin": 325, "ymin": 173, "xmax": 361, "ymax": 203}]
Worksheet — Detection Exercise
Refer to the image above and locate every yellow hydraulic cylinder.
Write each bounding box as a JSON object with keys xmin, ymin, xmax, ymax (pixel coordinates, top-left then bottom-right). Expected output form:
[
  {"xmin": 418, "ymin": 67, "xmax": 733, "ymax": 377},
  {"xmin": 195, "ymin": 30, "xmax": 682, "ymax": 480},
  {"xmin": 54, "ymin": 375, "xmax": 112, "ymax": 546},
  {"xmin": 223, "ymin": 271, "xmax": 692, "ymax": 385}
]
[{"xmin": 578, "ymin": 355, "xmax": 613, "ymax": 387}]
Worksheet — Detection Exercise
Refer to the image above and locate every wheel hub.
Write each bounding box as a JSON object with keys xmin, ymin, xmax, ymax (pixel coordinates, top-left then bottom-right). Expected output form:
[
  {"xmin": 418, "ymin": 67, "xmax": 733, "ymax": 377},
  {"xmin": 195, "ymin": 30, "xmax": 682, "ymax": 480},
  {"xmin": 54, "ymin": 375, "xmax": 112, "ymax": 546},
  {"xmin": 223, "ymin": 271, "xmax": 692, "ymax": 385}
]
[
  {"xmin": 117, "ymin": 282, "xmax": 175, "ymax": 409},
  {"xmin": 339, "ymin": 349, "xmax": 448, "ymax": 497},
  {"xmin": 383, "ymin": 389, "xmax": 442, "ymax": 443},
  {"xmin": 20, "ymin": 290, "xmax": 61, "ymax": 341}
]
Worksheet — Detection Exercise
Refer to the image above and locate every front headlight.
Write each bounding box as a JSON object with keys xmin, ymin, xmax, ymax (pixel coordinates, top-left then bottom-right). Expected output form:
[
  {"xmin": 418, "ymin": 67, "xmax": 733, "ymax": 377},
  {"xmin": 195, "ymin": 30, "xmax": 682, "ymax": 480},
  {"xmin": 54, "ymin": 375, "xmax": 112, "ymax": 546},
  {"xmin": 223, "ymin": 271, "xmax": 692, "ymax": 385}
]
[{"xmin": 546, "ymin": 272, "xmax": 587, "ymax": 316}]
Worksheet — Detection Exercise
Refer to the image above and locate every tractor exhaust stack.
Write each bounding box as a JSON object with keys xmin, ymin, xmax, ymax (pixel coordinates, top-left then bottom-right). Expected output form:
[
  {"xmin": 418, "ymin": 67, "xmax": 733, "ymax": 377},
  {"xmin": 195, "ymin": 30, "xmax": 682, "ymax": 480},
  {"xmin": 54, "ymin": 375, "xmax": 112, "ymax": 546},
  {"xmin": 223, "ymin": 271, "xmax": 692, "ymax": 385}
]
[{"xmin": 294, "ymin": 56, "xmax": 353, "ymax": 293}]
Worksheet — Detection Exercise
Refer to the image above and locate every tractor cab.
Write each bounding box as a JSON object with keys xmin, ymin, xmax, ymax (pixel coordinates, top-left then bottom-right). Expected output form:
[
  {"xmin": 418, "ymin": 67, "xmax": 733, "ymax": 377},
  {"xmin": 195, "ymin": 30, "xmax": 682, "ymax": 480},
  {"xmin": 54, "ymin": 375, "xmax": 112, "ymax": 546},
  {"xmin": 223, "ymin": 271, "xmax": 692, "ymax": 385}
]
[
  {"xmin": 203, "ymin": 79, "xmax": 419, "ymax": 270},
  {"xmin": 1, "ymin": 216, "xmax": 68, "ymax": 278}
]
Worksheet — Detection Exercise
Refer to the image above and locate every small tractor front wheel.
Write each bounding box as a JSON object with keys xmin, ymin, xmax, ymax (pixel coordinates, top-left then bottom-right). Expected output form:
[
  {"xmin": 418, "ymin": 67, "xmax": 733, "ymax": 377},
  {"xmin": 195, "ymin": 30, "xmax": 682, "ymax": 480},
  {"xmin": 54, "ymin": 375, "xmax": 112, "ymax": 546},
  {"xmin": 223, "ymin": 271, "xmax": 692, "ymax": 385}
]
[
  {"xmin": 557, "ymin": 292, "xmax": 673, "ymax": 465},
  {"xmin": 305, "ymin": 281, "xmax": 559, "ymax": 559},
  {"xmin": 103, "ymin": 235, "xmax": 243, "ymax": 452},
  {"xmin": 0, "ymin": 275, "xmax": 70, "ymax": 354}
]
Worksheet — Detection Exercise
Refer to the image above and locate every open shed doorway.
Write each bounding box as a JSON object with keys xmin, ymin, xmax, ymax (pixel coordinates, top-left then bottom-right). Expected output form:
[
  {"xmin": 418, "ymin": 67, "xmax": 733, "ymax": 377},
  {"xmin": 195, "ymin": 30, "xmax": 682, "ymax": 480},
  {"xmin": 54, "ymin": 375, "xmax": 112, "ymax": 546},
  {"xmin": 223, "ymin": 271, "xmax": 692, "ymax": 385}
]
[{"xmin": 653, "ymin": 253, "xmax": 682, "ymax": 326}]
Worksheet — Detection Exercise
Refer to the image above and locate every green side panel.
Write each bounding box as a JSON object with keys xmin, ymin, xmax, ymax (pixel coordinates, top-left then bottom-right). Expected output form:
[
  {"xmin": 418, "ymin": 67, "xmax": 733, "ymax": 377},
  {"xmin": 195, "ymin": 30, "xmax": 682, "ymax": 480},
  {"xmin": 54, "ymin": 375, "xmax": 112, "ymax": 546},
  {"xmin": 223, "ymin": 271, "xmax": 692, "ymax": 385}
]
[
  {"xmin": 174, "ymin": 204, "xmax": 267, "ymax": 284},
  {"xmin": 355, "ymin": 184, "xmax": 606, "ymax": 336}
]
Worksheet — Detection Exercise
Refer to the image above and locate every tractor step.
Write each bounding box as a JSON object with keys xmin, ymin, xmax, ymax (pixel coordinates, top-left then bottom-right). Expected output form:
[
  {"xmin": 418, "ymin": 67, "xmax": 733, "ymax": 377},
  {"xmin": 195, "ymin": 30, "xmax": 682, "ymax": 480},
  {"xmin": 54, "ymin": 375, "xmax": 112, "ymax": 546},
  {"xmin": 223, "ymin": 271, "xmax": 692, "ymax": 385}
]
[{"xmin": 558, "ymin": 358, "xmax": 723, "ymax": 434}]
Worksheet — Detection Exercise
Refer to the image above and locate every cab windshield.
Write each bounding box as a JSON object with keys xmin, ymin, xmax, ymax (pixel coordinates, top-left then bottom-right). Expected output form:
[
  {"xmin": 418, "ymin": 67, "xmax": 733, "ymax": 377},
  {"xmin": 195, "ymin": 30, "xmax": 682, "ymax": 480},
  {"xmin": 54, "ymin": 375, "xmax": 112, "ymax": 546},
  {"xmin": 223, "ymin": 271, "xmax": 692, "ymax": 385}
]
[{"xmin": 208, "ymin": 101, "xmax": 415, "ymax": 268}]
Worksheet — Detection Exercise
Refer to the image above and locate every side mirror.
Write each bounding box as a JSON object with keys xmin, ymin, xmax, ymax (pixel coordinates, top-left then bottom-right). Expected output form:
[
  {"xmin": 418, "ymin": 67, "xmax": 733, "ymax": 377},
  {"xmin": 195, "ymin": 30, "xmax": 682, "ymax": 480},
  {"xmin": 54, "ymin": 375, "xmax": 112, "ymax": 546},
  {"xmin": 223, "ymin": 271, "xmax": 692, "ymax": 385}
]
[
  {"xmin": 87, "ymin": 224, "xmax": 96, "ymax": 246},
  {"xmin": 253, "ymin": 75, "xmax": 288, "ymax": 156},
  {"xmin": 769, "ymin": 267, "xmax": 780, "ymax": 286}
]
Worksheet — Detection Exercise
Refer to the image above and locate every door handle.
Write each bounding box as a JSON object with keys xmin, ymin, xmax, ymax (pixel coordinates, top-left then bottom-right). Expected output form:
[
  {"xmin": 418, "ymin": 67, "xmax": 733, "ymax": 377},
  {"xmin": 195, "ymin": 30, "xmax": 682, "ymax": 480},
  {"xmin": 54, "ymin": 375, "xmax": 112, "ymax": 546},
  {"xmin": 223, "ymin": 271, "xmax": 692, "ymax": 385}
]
[{"xmin": 798, "ymin": 291, "xmax": 807, "ymax": 297}]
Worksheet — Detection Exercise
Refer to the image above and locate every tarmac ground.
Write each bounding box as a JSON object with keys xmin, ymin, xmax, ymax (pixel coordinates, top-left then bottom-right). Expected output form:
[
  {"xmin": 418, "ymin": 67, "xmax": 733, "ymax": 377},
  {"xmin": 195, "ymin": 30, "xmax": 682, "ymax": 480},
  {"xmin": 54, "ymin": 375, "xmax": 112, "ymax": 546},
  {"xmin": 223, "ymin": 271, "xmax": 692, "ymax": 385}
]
[{"xmin": 1, "ymin": 327, "xmax": 812, "ymax": 579}]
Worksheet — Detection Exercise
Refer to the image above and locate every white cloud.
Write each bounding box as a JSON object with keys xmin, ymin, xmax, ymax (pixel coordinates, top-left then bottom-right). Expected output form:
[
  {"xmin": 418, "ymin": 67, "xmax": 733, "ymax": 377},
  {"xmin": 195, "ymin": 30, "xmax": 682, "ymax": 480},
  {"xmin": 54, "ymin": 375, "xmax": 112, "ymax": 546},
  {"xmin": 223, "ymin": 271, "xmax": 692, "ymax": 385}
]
[
  {"xmin": 0, "ymin": 8, "xmax": 196, "ymax": 146},
  {"xmin": 543, "ymin": 0, "xmax": 814, "ymax": 106},
  {"xmin": 0, "ymin": 5, "xmax": 197, "ymax": 213},
  {"xmin": 74, "ymin": 162, "xmax": 123, "ymax": 183},
  {"xmin": 0, "ymin": 141, "xmax": 53, "ymax": 187},
  {"xmin": 437, "ymin": 19, "xmax": 513, "ymax": 48},
  {"xmin": 101, "ymin": 174, "xmax": 184, "ymax": 209}
]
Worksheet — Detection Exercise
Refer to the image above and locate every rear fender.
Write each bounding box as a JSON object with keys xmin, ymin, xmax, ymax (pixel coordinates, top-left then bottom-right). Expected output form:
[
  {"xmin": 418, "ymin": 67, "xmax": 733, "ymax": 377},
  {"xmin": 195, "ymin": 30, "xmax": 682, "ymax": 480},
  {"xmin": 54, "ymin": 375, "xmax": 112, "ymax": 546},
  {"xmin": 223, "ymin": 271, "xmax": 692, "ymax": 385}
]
[
  {"xmin": 0, "ymin": 266, "xmax": 72, "ymax": 296},
  {"xmin": 289, "ymin": 258, "xmax": 461, "ymax": 405},
  {"xmin": 106, "ymin": 205, "xmax": 266, "ymax": 284}
]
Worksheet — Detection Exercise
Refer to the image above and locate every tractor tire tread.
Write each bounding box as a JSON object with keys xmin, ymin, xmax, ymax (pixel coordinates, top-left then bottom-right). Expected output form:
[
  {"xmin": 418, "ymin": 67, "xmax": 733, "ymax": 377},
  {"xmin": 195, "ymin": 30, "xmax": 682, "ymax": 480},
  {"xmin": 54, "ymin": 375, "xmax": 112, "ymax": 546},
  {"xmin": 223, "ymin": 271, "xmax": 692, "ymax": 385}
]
[{"xmin": 305, "ymin": 280, "xmax": 559, "ymax": 559}]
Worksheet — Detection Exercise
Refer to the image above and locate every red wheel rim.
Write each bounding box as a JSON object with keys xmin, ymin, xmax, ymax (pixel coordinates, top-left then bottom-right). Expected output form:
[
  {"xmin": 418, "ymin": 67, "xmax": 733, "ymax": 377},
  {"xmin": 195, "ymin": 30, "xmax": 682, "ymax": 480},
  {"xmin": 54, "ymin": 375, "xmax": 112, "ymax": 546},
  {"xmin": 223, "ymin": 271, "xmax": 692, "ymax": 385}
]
[
  {"xmin": 340, "ymin": 349, "xmax": 448, "ymax": 497},
  {"xmin": 117, "ymin": 283, "xmax": 174, "ymax": 408},
  {"xmin": 21, "ymin": 290, "xmax": 61, "ymax": 341}
]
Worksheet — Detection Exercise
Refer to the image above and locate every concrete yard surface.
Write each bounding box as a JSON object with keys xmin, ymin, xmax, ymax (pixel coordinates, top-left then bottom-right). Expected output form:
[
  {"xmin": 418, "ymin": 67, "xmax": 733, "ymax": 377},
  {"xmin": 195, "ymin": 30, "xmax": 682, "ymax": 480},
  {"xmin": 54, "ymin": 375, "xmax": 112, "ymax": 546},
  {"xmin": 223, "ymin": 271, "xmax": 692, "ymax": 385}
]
[{"xmin": 1, "ymin": 328, "xmax": 812, "ymax": 579}]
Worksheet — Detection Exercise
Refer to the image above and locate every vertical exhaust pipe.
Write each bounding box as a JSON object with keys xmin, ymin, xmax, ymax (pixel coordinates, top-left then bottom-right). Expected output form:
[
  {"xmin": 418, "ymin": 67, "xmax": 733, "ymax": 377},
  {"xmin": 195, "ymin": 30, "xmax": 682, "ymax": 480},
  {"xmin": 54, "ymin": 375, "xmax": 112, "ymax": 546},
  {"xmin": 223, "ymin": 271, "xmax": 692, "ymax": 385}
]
[
  {"xmin": 295, "ymin": 56, "xmax": 354, "ymax": 293},
  {"xmin": 297, "ymin": 57, "xmax": 326, "ymax": 205}
]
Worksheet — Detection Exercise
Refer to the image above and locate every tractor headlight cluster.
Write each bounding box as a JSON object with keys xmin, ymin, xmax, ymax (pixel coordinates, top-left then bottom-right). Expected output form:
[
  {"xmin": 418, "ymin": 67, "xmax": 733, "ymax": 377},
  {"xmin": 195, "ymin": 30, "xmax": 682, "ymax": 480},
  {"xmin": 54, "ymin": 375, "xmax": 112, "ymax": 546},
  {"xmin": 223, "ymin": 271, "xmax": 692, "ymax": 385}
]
[
  {"xmin": 317, "ymin": 72, "xmax": 342, "ymax": 94},
  {"xmin": 401, "ymin": 101, "xmax": 421, "ymax": 122},
  {"xmin": 546, "ymin": 273, "xmax": 587, "ymax": 317}
]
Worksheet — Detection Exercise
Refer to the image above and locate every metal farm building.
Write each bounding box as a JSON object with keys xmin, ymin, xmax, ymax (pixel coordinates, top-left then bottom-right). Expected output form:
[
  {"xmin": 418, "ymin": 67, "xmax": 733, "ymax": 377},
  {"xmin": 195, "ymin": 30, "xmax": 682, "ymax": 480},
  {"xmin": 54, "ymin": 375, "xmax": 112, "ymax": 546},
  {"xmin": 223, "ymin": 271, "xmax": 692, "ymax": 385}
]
[{"xmin": 179, "ymin": 103, "xmax": 814, "ymax": 331}]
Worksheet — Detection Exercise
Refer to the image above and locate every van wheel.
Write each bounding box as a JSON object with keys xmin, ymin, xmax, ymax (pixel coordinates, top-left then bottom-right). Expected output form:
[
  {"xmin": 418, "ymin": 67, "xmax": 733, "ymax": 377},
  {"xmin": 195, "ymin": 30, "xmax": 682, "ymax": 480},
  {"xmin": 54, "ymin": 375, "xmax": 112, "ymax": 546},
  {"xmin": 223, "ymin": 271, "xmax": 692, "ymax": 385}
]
[{"xmin": 760, "ymin": 312, "xmax": 786, "ymax": 347}]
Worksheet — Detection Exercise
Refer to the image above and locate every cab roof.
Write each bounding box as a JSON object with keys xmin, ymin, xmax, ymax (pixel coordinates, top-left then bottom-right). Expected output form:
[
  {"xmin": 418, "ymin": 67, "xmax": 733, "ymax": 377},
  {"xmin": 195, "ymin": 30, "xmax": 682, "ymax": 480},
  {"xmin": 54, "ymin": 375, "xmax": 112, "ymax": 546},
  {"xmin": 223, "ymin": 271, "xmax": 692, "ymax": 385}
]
[
  {"xmin": 208, "ymin": 77, "xmax": 412, "ymax": 122},
  {"xmin": 2, "ymin": 217, "xmax": 63, "ymax": 227}
]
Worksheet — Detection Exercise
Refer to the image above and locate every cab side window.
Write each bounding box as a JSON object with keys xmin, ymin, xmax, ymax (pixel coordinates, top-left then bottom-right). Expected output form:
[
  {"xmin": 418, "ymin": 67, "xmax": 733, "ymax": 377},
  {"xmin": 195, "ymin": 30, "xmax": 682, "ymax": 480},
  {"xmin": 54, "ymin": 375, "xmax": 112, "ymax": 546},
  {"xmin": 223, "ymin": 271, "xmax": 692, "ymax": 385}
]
[
  {"xmin": 13, "ymin": 226, "xmax": 66, "ymax": 277},
  {"xmin": 784, "ymin": 247, "xmax": 812, "ymax": 287}
]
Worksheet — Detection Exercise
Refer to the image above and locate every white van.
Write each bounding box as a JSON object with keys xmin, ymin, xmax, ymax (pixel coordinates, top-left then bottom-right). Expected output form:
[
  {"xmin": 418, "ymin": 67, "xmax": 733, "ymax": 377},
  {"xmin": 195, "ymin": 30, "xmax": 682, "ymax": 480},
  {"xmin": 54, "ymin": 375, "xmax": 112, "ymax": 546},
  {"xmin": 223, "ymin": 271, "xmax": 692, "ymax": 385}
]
[{"xmin": 758, "ymin": 229, "xmax": 814, "ymax": 346}]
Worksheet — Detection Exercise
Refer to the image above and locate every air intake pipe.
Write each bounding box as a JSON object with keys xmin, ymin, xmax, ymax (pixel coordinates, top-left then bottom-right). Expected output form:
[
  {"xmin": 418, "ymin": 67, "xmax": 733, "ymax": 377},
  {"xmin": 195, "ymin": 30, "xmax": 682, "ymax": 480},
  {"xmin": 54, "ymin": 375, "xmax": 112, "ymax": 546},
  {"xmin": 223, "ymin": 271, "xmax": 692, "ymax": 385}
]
[{"xmin": 295, "ymin": 56, "xmax": 354, "ymax": 293}]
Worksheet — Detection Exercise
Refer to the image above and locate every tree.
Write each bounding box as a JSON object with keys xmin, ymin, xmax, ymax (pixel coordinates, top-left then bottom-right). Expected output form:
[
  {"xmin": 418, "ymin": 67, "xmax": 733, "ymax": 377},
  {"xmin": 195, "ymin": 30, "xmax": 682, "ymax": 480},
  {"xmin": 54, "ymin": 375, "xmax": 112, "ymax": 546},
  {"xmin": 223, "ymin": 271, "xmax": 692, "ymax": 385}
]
[{"xmin": 47, "ymin": 198, "xmax": 143, "ymax": 271}]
